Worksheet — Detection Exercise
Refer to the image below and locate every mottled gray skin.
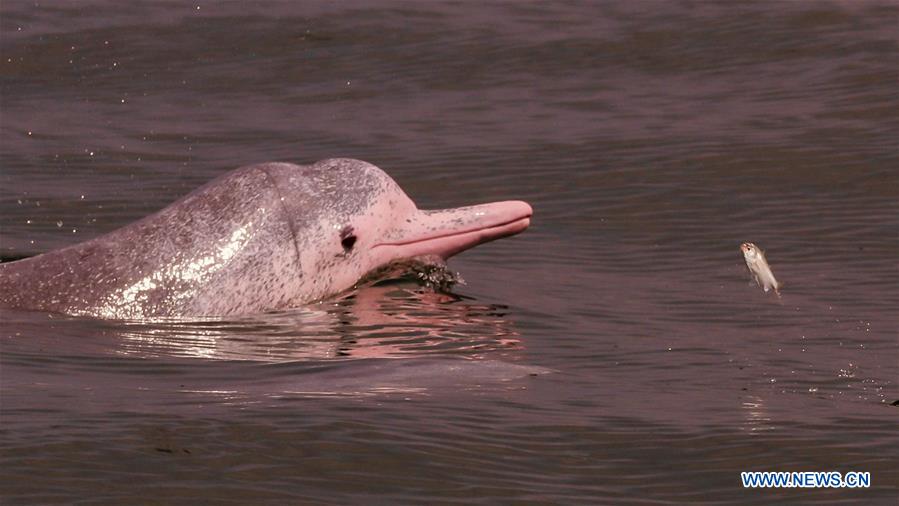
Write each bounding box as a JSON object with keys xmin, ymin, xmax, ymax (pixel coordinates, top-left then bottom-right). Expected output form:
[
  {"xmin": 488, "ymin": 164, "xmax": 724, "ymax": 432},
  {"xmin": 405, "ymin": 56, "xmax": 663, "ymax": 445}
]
[{"xmin": 1, "ymin": 159, "xmax": 532, "ymax": 319}]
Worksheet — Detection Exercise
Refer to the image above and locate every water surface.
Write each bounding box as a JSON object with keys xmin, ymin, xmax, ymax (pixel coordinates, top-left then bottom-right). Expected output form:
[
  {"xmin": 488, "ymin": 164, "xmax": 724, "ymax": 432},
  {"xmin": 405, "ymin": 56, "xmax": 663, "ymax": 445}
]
[{"xmin": 2, "ymin": 1, "xmax": 897, "ymax": 504}]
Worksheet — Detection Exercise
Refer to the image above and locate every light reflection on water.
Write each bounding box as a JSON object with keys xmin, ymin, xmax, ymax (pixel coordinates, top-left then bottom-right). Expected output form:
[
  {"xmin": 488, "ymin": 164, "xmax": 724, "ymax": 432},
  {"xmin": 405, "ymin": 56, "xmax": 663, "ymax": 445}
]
[
  {"xmin": 1, "ymin": 0, "xmax": 897, "ymax": 503},
  {"xmin": 110, "ymin": 282, "xmax": 522, "ymax": 361}
]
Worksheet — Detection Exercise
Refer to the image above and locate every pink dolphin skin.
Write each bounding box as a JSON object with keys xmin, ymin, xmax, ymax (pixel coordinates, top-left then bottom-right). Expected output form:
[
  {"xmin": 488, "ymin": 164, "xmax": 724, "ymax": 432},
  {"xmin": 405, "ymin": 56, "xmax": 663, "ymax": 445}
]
[
  {"xmin": 372, "ymin": 201, "xmax": 532, "ymax": 261},
  {"xmin": 0, "ymin": 159, "xmax": 532, "ymax": 318}
]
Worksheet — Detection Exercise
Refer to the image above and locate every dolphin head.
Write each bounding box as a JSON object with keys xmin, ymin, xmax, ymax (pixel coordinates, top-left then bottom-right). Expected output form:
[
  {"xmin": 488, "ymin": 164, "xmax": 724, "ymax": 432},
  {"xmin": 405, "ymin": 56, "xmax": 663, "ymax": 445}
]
[
  {"xmin": 266, "ymin": 159, "xmax": 532, "ymax": 301},
  {"xmin": 0, "ymin": 158, "xmax": 530, "ymax": 318}
]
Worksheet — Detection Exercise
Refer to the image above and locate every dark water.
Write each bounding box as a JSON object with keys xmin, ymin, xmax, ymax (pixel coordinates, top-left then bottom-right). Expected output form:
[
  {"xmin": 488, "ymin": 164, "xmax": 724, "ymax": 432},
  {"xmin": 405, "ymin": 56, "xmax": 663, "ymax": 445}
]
[{"xmin": 2, "ymin": 1, "xmax": 897, "ymax": 503}]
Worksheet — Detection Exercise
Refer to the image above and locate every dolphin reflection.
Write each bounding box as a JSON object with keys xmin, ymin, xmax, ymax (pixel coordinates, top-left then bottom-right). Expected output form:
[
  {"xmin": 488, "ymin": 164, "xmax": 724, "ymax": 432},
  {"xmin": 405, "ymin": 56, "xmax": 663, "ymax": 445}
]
[{"xmin": 115, "ymin": 282, "xmax": 524, "ymax": 362}]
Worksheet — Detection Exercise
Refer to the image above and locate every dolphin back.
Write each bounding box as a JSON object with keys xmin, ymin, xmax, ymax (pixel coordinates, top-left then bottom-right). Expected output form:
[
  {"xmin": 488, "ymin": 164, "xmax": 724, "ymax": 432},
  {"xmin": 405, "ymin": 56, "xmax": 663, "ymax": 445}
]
[{"xmin": 0, "ymin": 164, "xmax": 304, "ymax": 318}]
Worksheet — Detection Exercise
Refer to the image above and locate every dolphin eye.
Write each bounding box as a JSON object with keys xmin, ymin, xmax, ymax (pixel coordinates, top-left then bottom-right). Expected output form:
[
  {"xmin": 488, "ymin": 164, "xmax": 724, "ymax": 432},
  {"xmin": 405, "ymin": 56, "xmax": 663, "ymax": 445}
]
[{"xmin": 340, "ymin": 226, "xmax": 357, "ymax": 251}]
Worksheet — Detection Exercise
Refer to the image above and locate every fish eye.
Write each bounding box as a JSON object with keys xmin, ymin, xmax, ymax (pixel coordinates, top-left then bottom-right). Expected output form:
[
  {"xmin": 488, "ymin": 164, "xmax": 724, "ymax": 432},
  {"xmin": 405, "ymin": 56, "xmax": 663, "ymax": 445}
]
[{"xmin": 340, "ymin": 226, "xmax": 357, "ymax": 251}]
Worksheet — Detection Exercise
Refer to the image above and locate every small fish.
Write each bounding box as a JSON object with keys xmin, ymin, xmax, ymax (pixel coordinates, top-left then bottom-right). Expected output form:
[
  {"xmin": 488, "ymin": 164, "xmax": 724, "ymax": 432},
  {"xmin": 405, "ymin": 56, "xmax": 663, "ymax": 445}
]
[{"xmin": 740, "ymin": 242, "xmax": 781, "ymax": 296}]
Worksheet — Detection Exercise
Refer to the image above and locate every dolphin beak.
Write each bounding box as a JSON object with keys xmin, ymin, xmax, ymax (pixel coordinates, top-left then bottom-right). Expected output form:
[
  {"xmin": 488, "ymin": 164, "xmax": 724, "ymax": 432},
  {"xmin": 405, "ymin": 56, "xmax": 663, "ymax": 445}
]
[{"xmin": 374, "ymin": 200, "xmax": 532, "ymax": 260}]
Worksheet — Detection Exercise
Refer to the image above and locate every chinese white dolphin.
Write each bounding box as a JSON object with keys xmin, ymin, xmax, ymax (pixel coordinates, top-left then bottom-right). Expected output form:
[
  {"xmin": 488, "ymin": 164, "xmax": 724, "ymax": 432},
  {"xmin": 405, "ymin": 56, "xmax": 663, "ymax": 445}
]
[{"xmin": 0, "ymin": 159, "xmax": 532, "ymax": 319}]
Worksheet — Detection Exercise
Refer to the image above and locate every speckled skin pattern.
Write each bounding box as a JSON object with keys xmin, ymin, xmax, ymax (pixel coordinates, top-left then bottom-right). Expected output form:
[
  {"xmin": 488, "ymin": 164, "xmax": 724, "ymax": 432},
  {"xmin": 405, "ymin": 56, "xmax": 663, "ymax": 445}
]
[{"xmin": 0, "ymin": 159, "xmax": 532, "ymax": 319}]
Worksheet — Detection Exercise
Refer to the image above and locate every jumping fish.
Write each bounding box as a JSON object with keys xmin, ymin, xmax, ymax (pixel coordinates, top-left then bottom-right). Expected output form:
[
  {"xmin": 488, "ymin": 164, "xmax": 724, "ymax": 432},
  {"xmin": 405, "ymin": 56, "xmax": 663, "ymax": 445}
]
[{"xmin": 740, "ymin": 242, "xmax": 781, "ymax": 296}]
